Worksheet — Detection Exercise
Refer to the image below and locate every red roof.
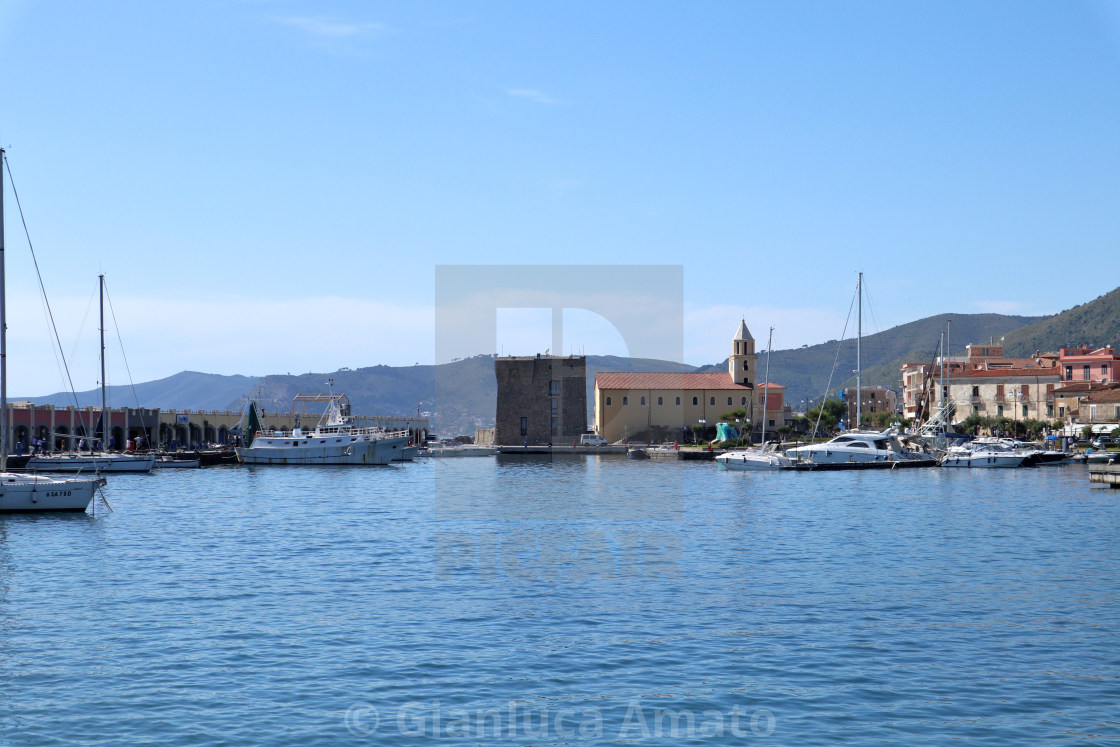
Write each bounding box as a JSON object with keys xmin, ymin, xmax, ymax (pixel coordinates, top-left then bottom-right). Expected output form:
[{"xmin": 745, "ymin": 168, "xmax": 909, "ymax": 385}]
[
  {"xmin": 595, "ymin": 371, "xmax": 751, "ymax": 390},
  {"xmin": 954, "ymin": 368, "xmax": 1062, "ymax": 378},
  {"xmin": 1081, "ymin": 389, "xmax": 1120, "ymax": 403},
  {"xmin": 1053, "ymin": 382, "xmax": 1120, "ymax": 394}
]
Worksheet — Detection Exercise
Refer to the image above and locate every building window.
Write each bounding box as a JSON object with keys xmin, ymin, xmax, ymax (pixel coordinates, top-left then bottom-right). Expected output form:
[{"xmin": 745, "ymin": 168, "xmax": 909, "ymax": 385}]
[
  {"xmin": 741, "ymin": 397, "xmax": 746, "ymax": 406},
  {"xmin": 1084, "ymin": 364, "xmax": 1091, "ymax": 379},
  {"xmin": 727, "ymin": 397, "xmax": 732, "ymax": 406},
  {"xmin": 692, "ymin": 396, "xmax": 698, "ymax": 406},
  {"xmin": 640, "ymin": 396, "xmax": 646, "ymax": 406},
  {"xmin": 605, "ymin": 396, "xmax": 611, "ymax": 406},
  {"xmin": 675, "ymin": 396, "xmax": 681, "ymax": 405},
  {"xmin": 743, "ymin": 361, "xmax": 749, "ymax": 370},
  {"xmin": 1047, "ymin": 405, "xmax": 1053, "ymax": 417},
  {"xmin": 972, "ymin": 386, "xmax": 979, "ymax": 397},
  {"xmin": 520, "ymin": 417, "xmax": 527, "ymax": 436},
  {"xmin": 622, "ymin": 396, "xmax": 628, "ymax": 406},
  {"xmin": 973, "ymin": 405, "xmax": 979, "ymax": 414},
  {"xmin": 1065, "ymin": 365, "xmax": 1073, "ymax": 380},
  {"xmin": 1022, "ymin": 404, "xmax": 1028, "ymax": 417},
  {"xmin": 551, "ymin": 398, "xmax": 558, "ymax": 414},
  {"xmin": 551, "ymin": 417, "xmax": 558, "ymax": 435},
  {"xmin": 657, "ymin": 396, "xmax": 663, "ymax": 406},
  {"xmin": 1103, "ymin": 364, "xmax": 1109, "ymax": 377},
  {"xmin": 710, "ymin": 397, "xmax": 716, "ymax": 406},
  {"xmin": 997, "ymin": 405, "xmax": 1004, "ymax": 417},
  {"xmin": 549, "ymin": 380, "xmax": 560, "ymax": 395}
]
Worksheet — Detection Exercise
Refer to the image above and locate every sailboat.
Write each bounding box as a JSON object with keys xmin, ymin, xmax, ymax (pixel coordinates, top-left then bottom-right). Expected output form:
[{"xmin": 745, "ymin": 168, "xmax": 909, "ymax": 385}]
[
  {"xmin": 25, "ymin": 275, "xmax": 155, "ymax": 473},
  {"xmin": 0, "ymin": 147, "xmax": 105, "ymax": 512},
  {"xmin": 716, "ymin": 326, "xmax": 793, "ymax": 470},
  {"xmin": 784, "ymin": 272, "xmax": 937, "ymax": 468}
]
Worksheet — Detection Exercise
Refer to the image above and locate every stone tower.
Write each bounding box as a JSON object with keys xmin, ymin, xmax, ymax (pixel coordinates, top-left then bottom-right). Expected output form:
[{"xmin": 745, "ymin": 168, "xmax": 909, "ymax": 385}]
[{"xmin": 728, "ymin": 319, "xmax": 758, "ymax": 387}]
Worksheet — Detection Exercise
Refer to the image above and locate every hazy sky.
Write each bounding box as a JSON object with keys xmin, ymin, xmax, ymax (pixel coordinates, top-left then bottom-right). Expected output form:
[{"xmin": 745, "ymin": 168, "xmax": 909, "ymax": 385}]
[{"xmin": 1, "ymin": 1, "xmax": 1118, "ymax": 396}]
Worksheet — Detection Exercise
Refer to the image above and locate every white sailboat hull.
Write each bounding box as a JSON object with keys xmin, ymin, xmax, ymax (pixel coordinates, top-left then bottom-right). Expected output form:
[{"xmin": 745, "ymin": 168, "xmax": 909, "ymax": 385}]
[
  {"xmin": 25, "ymin": 452, "xmax": 156, "ymax": 473},
  {"xmin": 0, "ymin": 472, "xmax": 103, "ymax": 512}
]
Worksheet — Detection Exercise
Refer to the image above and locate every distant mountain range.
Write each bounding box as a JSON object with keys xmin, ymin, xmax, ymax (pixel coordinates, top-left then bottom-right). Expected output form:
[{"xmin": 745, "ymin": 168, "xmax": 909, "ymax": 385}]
[{"xmin": 20, "ymin": 287, "xmax": 1119, "ymax": 434}]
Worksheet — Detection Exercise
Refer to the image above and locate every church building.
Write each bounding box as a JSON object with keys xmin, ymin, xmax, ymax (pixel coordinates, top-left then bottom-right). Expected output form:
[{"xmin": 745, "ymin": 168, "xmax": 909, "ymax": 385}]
[{"xmin": 592, "ymin": 320, "xmax": 785, "ymax": 443}]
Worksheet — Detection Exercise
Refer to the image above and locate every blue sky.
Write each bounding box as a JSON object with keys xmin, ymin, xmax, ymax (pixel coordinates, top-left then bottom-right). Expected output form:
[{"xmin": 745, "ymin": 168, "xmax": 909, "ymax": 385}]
[{"xmin": 1, "ymin": 1, "xmax": 1118, "ymax": 396}]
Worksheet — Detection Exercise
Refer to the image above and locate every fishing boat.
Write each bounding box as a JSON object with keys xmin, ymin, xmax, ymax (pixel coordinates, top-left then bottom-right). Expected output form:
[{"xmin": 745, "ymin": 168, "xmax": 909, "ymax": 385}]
[
  {"xmin": 235, "ymin": 387, "xmax": 409, "ymax": 466},
  {"xmin": 24, "ymin": 275, "xmax": 155, "ymax": 473},
  {"xmin": 0, "ymin": 147, "xmax": 105, "ymax": 512},
  {"xmin": 716, "ymin": 326, "xmax": 793, "ymax": 471}
]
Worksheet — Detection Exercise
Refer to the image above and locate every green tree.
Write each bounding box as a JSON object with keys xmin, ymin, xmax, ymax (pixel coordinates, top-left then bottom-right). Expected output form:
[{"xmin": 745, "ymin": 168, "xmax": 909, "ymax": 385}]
[{"xmin": 806, "ymin": 398, "xmax": 846, "ymax": 435}]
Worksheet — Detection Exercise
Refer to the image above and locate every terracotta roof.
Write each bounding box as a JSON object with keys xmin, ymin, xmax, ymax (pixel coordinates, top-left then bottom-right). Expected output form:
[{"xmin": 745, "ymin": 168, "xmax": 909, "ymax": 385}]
[
  {"xmin": 1081, "ymin": 389, "xmax": 1120, "ymax": 403},
  {"xmin": 757, "ymin": 382, "xmax": 786, "ymax": 390},
  {"xmin": 1053, "ymin": 382, "xmax": 1120, "ymax": 394},
  {"xmin": 954, "ymin": 368, "xmax": 1063, "ymax": 378},
  {"xmin": 595, "ymin": 371, "xmax": 751, "ymax": 390}
]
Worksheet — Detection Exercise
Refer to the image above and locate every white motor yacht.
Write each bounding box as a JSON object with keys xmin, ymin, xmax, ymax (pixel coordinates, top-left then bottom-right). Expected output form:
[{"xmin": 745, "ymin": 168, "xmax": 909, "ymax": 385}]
[{"xmin": 785, "ymin": 428, "xmax": 931, "ymax": 465}]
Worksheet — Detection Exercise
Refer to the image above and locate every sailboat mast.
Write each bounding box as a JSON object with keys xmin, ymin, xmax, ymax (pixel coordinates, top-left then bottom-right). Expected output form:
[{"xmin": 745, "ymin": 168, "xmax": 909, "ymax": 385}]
[
  {"xmin": 760, "ymin": 327, "xmax": 773, "ymax": 445},
  {"xmin": 856, "ymin": 271, "xmax": 862, "ymax": 429},
  {"xmin": 946, "ymin": 318, "xmax": 951, "ymax": 423},
  {"xmin": 938, "ymin": 332, "xmax": 944, "ymax": 410},
  {"xmin": 100, "ymin": 273, "xmax": 107, "ymax": 451},
  {"xmin": 1, "ymin": 147, "xmax": 7, "ymax": 472}
]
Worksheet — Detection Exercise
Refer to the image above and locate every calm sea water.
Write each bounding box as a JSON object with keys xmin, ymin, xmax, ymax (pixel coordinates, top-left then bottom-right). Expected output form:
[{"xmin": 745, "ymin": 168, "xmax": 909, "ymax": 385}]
[{"xmin": 1, "ymin": 457, "xmax": 1117, "ymax": 745}]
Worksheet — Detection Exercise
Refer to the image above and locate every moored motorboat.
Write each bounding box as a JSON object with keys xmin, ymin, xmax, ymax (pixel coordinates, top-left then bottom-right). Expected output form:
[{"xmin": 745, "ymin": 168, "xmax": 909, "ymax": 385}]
[
  {"xmin": 155, "ymin": 456, "xmax": 201, "ymax": 468},
  {"xmin": 424, "ymin": 444, "xmax": 498, "ymax": 457},
  {"xmin": 786, "ymin": 428, "xmax": 936, "ymax": 468},
  {"xmin": 940, "ymin": 442, "xmax": 1030, "ymax": 468},
  {"xmin": 716, "ymin": 442, "xmax": 793, "ymax": 470}
]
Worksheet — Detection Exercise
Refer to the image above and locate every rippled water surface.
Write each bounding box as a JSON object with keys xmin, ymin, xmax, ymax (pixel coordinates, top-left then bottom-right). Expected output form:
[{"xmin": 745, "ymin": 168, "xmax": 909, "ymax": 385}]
[{"xmin": 1, "ymin": 457, "xmax": 1118, "ymax": 745}]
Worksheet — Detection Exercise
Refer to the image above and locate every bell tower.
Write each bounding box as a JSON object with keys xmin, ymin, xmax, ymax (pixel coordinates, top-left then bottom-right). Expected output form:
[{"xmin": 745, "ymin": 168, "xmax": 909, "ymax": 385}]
[{"xmin": 728, "ymin": 319, "xmax": 758, "ymax": 386}]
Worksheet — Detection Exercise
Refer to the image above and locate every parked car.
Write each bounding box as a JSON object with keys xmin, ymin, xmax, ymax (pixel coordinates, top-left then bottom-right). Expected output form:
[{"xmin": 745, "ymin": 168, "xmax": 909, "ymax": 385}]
[
  {"xmin": 580, "ymin": 434, "xmax": 608, "ymax": 447},
  {"xmin": 1091, "ymin": 436, "xmax": 1115, "ymax": 449}
]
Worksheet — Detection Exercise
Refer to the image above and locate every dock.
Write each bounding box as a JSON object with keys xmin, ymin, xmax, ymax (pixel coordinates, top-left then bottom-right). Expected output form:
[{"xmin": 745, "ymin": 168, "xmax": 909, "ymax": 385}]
[
  {"xmin": 1088, "ymin": 460, "xmax": 1120, "ymax": 488},
  {"xmin": 497, "ymin": 445, "xmax": 628, "ymax": 455}
]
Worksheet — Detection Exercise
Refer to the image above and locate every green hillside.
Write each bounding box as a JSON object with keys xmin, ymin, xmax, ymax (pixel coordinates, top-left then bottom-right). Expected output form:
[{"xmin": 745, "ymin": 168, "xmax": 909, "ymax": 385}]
[{"xmin": 1001, "ymin": 286, "xmax": 1120, "ymax": 356}]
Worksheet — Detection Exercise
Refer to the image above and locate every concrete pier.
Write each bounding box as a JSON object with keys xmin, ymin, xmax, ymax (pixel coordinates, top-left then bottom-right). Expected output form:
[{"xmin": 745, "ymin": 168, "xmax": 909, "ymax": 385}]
[{"xmin": 1088, "ymin": 461, "xmax": 1120, "ymax": 488}]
